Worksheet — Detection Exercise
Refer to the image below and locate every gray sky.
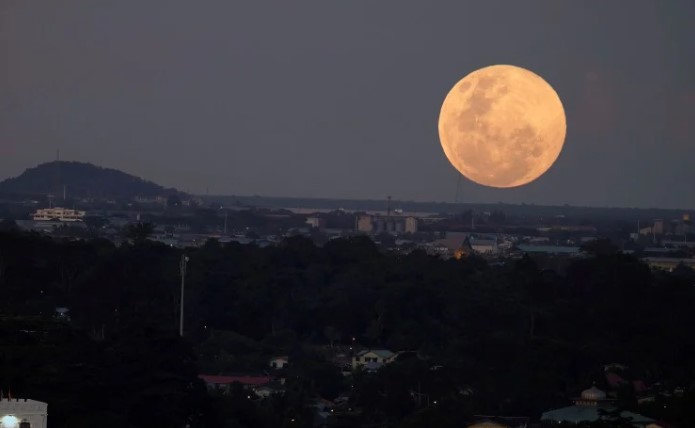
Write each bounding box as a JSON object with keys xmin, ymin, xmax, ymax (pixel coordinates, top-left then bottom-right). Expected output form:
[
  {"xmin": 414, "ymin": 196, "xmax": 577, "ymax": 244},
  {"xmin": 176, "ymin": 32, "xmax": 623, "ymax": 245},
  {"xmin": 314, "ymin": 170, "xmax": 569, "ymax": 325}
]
[{"xmin": 2, "ymin": 1, "xmax": 694, "ymax": 208}]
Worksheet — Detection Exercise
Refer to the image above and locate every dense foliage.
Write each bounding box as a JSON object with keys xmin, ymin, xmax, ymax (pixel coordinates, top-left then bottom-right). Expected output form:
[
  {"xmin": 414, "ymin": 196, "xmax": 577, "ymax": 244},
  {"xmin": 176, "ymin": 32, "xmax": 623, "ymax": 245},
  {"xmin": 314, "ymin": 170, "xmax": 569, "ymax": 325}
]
[{"xmin": 1, "ymin": 231, "xmax": 694, "ymax": 427}]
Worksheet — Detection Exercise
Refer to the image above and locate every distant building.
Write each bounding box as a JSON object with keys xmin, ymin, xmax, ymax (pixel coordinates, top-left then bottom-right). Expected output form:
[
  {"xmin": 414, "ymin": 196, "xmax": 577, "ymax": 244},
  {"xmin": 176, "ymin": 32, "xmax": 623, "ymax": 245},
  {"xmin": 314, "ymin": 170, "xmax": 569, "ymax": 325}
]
[
  {"xmin": 641, "ymin": 257, "xmax": 695, "ymax": 271},
  {"xmin": 198, "ymin": 374, "xmax": 271, "ymax": 393},
  {"xmin": 54, "ymin": 307, "xmax": 70, "ymax": 321},
  {"xmin": 253, "ymin": 383, "xmax": 286, "ymax": 398},
  {"xmin": 356, "ymin": 215, "xmax": 373, "ymax": 233},
  {"xmin": 541, "ymin": 385, "xmax": 653, "ymax": 426},
  {"xmin": 0, "ymin": 398, "xmax": 48, "ymax": 428},
  {"xmin": 641, "ymin": 218, "xmax": 677, "ymax": 237},
  {"xmin": 352, "ymin": 349, "xmax": 397, "ymax": 371},
  {"xmin": 653, "ymin": 219, "xmax": 665, "ymax": 235},
  {"xmin": 470, "ymin": 237, "xmax": 498, "ymax": 255},
  {"xmin": 269, "ymin": 356, "xmax": 289, "ymax": 370},
  {"xmin": 306, "ymin": 217, "xmax": 326, "ymax": 230},
  {"xmin": 356, "ymin": 215, "xmax": 417, "ymax": 235},
  {"xmin": 133, "ymin": 196, "xmax": 167, "ymax": 205},
  {"xmin": 32, "ymin": 207, "xmax": 86, "ymax": 222}
]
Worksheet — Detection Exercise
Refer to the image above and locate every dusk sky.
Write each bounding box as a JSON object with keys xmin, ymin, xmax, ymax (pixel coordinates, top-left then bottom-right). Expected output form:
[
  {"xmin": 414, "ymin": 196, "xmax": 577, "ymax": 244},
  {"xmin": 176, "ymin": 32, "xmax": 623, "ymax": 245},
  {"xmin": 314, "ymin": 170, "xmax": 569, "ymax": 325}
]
[{"xmin": 2, "ymin": 1, "xmax": 694, "ymax": 208}]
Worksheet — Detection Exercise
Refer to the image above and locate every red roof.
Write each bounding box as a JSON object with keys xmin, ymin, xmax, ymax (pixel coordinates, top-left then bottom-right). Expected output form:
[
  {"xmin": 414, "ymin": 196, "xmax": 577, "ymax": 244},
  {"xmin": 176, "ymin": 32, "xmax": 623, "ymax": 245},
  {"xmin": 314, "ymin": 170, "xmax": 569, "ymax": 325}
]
[
  {"xmin": 633, "ymin": 380, "xmax": 648, "ymax": 392},
  {"xmin": 606, "ymin": 372, "xmax": 627, "ymax": 388},
  {"xmin": 199, "ymin": 374, "xmax": 271, "ymax": 386}
]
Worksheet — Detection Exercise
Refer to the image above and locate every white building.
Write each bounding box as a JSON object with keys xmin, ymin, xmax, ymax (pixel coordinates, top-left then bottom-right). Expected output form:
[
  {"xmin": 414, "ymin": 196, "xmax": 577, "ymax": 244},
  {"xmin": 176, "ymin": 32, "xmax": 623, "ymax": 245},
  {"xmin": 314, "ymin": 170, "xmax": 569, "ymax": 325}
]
[
  {"xmin": 269, "ymin": 356, "xmax": 289, "ymax": 370},
  {"xmin": 32, "ymin": 207, "xmax": 86, "ymax": 222},
  {"xmin": 352, "ymin": 349, "xmax": 397, "ymax": 371},
  {"xmin": 470, "ymin": 237, "xmax": 498, "ymax": 254},
  {"xmin": 305, "ymin": 217, "xmax": 326, "ymax": 230},
  {"xmin": 0, "ymin": 398, "xmax": 47, "ymax": 428}
]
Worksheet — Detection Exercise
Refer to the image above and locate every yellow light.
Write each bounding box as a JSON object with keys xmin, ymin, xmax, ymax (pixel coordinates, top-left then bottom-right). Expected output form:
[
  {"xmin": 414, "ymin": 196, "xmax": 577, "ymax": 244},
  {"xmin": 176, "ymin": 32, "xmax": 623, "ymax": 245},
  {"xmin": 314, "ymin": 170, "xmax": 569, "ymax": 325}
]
[{"xmin": 1, "ymin": 415, "xmax": 19, "ymax": 428}]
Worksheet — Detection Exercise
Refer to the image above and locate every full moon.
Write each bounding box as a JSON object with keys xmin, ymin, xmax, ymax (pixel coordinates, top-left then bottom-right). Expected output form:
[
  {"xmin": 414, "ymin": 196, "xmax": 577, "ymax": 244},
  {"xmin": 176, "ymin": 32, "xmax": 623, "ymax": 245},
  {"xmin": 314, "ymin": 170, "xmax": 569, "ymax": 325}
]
[{"xmin": 438, "ymin": 64, "xmax": 566, "ymax": 188}]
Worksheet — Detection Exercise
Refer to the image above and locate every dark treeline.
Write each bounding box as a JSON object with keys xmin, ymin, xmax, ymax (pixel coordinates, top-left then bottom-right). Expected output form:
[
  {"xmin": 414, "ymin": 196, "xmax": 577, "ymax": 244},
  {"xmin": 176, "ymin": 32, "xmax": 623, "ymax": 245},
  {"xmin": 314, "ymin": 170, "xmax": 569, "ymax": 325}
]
[{"xmin": 1, "ymin": 231, "xmax": 695, "ymax": 427}]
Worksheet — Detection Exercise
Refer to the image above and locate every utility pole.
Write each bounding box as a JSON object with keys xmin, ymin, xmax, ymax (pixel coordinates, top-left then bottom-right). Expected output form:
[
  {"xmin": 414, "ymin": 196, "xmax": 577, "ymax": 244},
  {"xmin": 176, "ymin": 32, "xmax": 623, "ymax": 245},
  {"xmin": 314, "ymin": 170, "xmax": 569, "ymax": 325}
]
[{"xmin": 179, "ymin": 254, "xmax": 189, "ymax": 337}]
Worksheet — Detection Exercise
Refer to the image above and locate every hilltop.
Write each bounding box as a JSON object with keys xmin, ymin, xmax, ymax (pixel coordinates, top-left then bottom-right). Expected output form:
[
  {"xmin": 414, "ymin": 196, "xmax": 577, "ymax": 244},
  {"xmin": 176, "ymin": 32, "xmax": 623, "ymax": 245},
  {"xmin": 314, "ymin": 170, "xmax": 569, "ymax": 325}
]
[{"xmin": 0, "ymin": 161, "xmax": 181, "ymax": 200}]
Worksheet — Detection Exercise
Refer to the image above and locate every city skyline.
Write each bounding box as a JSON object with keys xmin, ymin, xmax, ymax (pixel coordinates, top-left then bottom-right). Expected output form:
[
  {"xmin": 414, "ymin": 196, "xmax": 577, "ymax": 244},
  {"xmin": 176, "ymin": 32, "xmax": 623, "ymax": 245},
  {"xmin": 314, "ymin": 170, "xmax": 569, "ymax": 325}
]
[{"xmin": 2, "ymin": 1, "xmax": 694, "ymax": 209}]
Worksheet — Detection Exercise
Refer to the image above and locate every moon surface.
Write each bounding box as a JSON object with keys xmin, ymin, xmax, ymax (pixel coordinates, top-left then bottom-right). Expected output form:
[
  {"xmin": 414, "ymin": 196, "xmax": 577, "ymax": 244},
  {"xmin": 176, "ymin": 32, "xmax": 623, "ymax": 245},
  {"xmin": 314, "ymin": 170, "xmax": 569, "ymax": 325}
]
[{"xmin": 438, "ymin": 64, "xmax": 566, "ymax": 188}]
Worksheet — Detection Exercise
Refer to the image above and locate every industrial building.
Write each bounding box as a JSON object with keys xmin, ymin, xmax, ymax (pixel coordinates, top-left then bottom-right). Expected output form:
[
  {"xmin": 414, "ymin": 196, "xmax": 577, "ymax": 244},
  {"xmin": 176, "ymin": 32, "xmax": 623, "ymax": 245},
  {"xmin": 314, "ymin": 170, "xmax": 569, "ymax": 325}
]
[{"xmin": 356, "ymin": 215, "xmax": 417, "ymax": 235}]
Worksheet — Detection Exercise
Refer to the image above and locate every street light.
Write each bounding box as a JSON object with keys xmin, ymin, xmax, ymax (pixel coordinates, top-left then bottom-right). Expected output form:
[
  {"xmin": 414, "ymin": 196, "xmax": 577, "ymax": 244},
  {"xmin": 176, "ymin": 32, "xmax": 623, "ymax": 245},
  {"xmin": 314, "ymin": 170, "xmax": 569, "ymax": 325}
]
[{"xmin": 180, "ymin": 254, "xmax": 189, "ymax": 337}]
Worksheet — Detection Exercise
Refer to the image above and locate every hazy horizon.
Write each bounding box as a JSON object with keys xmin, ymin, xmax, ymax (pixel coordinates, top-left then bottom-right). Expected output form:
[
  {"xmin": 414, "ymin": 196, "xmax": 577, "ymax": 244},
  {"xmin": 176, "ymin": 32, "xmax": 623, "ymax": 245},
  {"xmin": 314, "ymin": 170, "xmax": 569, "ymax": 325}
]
[{"xmin": 2, "ymin": 1, "xmax": 694, "ymax": 209}]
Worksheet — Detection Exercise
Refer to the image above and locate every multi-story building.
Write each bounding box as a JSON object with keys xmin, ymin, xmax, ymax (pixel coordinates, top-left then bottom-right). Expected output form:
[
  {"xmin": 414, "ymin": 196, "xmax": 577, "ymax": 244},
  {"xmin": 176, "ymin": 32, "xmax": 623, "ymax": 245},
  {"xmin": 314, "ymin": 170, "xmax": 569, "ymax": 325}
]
[
  {"xmin": 306, "ymin": 217, "xmax": 326, "ymax": 230},
  {"xmin": 32, "ymin": 207, "xmax": 86, "ymax": 222},
  {"xmin": 356, "ymin": 215, "xmax": 417, "ymax": 235}
]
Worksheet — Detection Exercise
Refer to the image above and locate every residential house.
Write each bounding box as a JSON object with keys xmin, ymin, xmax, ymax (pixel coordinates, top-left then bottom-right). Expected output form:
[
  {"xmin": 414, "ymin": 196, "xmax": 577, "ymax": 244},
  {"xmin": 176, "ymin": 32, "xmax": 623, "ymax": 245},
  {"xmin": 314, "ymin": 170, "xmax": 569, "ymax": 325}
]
[
  {"xmin": 352, "ymin": 349, "xmax": 397, "ymax": 371},
  {"xmin": 269, "ymin": 356, "xmax": 289, "ymax": 370},
  {"xmin": 470, "ymin": 237, "xmax": 498, "ymax": 255},
  {"xmin": 198, "ymin": 374, "xmax": 271, "ymax": 394},
  {"xmin": 254, "ymin": 382, "xmax": 286, "ymax": 398}
]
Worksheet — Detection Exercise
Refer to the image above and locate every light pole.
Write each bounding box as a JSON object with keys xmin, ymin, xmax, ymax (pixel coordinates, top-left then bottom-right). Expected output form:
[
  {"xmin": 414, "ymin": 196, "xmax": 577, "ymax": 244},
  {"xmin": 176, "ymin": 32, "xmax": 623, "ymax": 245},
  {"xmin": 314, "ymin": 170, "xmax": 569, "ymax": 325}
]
[{"xmin": 179, "ymin": 254, "xmax": 189, "ymax": 337}]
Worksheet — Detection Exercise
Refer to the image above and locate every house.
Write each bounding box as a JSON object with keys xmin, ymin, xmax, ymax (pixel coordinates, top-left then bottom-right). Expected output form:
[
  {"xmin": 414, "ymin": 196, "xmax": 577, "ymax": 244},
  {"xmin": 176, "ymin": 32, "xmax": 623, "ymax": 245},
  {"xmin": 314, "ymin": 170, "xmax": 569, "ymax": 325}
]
[
  {"xmin": 198, "ymin": 374, "xmax": 271, "ymax": 393},
  {"xmin": 352, "ymin": 349, "xmax": 397, "ymax": 371},
  {"xmin": 468, "ymin": 415, "xmax": 529, "ymax": 428},
  {"xmin": 269, "ymin": 356, "xmax": 289, "ymax": 370},
  {"xmin": 253, "ymin": 382, "xmax": 286, "ymax": 398},
  {"xmin": 0, "ymin": 398, "xmax": 48, "ymax": 428}
]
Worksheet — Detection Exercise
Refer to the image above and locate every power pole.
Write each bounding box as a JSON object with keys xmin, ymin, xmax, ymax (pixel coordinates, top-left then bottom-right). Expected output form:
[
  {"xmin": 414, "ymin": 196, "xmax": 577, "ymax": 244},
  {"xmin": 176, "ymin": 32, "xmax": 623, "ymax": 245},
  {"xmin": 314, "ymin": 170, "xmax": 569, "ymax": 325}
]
[{"xmin": 179, "ymin": 254, "xmax": 189, "ymax": 337}]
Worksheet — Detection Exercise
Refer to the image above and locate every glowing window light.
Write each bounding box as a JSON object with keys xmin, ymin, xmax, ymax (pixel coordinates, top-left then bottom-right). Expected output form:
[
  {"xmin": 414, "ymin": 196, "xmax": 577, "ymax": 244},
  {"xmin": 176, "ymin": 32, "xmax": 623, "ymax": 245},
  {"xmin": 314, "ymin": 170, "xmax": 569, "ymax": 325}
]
[{"xmin": 1, "ymin": 415, "xmax": 19, "ymax": 428}]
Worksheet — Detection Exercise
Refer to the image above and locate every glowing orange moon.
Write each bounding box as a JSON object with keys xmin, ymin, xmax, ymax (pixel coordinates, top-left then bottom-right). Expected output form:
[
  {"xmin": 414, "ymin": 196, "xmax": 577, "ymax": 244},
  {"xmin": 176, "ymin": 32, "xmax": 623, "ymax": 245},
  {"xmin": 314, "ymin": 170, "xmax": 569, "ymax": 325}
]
[{"xmin": 438, "ymin": 64, "xmax": 566, "ymax": 188}]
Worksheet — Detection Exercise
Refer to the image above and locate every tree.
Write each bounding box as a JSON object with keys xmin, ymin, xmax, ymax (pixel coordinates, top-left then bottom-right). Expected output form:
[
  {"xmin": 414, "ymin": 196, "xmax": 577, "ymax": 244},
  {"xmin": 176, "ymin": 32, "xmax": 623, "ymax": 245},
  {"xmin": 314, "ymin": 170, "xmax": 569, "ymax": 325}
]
[
  {"xmin": 124, "ymin": 222, "xmax": 155, "ymax": 244},
  {"xmin": 580, "ymin": 238, "xmax": 619, "ymax": 256},
  {"xmin": 0, "ymin": 218, "xmax": 19, "ymax": 232}
]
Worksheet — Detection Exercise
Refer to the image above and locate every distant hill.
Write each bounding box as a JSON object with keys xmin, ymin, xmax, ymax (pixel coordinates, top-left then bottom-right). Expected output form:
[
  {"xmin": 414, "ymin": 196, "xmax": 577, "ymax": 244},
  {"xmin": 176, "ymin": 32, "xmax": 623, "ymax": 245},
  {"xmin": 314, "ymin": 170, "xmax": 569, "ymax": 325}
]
[{"xmin": 0, "ymin": 161, "xmax": 182, "ymax": 200}]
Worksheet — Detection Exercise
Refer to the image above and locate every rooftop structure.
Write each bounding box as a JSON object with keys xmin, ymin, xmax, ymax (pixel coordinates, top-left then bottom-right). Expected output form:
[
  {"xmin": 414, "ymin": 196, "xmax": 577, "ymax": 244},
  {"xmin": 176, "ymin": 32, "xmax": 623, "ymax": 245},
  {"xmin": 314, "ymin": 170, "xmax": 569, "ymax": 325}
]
[
  {"xmin": 198, "ymin": 374, "xmax": 271, "ymax": 393},
  {"xmin": 541, "ymin": 385, "xmax": 653, "ymax": 426},
  {"xmin": 356, "ymin": 215, "xmax": 417, "ymax": 235},
  {"xmin": 352, "ymin": 349, "xmax": 397, "ymax": 371}
]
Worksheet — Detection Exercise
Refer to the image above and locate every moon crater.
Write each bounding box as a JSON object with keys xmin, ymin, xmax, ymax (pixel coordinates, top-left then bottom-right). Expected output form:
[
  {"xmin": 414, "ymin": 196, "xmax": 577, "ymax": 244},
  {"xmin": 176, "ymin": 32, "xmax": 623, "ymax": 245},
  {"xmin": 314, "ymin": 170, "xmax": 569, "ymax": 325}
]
[{"xmin": 439, "ymin": 65, "xmax": 566, "ymax": 188}]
